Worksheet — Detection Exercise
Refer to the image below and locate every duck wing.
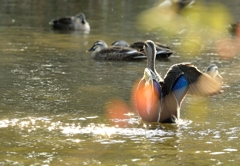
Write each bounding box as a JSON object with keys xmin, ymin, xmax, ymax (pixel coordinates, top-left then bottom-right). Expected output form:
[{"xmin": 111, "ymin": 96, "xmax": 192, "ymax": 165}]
[
  {"xmin": 54, "ymin": 17, "xmax": 72, "ymax": 24},
  {"xmin": 155, "ymin": 42, "xmax": 173, "ymax": 58},
  {"xmin": 160, "ymin": 64, "xmax": 189, "ymax": 122},
  {"xmin": 111, "ymin": 40, "xmax": 130, "ymax": 47},
  {"xmin": 130, "ymin": 41, "xmax": 173, "ymax": 58},
  {"xmin": 50, "ymin": 17, "xmax": 73, "ymax": 30},
  {"xmin": 129, "ymin": 41, "xmax": 145, "ymax": 51},
  {"xmin": 163, "ymin": 63, "xmax": 221, "ymax": 98},
  {"xmin": 96, "ymin": 47, "xmax": 146, "ymax": 61},
  {"xmin": 155, "ymin": 42, "xmax": 172, "ymax": 50},
  {"xmin": 160, "ymin": 63, "xmax": 221, "ymax": 122},
  {"xmin": 176, "ymin": 63, "xmax": 221, "ymax": 96},
  {"xmin": 155, "ymin": 49, "xmax": 173, "ymax": 58}
]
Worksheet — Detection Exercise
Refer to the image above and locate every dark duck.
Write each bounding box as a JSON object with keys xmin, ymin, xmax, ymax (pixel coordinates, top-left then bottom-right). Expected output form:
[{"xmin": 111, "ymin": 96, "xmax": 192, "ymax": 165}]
[
  {"xmin": 111, "ymin": 40, "xmax": 173, "ymax": 59},
  {"xmin": 134, "ymin": 40, "xmax": 222, "ymax": 123},
  {"xmin": 49, "ymin": 13, "xmax": 90, "ymax": 31},
  {"xmin": 87, "ymin": 40, "xmax": 146, "ymax": 61}
]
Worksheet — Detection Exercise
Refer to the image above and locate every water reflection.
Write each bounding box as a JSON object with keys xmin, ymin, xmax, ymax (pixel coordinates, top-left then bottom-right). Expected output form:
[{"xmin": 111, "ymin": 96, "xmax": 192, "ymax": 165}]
[{"xmin": 0, "ymin": 115, "xmax": 239, "ymax": 165}]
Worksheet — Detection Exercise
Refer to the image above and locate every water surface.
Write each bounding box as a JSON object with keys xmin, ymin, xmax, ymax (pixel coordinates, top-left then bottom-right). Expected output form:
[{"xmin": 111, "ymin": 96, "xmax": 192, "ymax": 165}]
[{"xmin": 1, "ymin": 0, "xmax": 240, "ymax": 165}]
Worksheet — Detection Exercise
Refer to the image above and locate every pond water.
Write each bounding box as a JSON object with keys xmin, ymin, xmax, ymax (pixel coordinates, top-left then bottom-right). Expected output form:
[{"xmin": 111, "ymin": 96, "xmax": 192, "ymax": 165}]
[{"xmin": 1, "ymin": 0, "xmax": 240, "ymax": 165}]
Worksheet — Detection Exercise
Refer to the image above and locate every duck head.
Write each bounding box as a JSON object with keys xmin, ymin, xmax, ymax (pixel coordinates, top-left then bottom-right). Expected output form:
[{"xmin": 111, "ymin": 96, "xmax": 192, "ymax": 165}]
[
  {"xmin": 143, "ymin": 40, "xmax": 163, "ymax": 82},
  {"xmin": 111, "ymin": 40, "xmax": 130, "ymax": 47},
  {"xmin": 206, "ymin": 64, "xmax": 222, "ymax": 79},
  {"xmin": 88, "ymin": 40, "xmax": 108, "ymax": 52},
  {"xmin": 76, "ymin": 13, "xmax": 87, "ymax": 24}
]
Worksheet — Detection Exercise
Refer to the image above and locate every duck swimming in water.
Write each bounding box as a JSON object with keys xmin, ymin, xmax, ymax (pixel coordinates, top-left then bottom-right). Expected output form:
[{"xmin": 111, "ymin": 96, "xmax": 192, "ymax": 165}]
[
  {"xmin": 87, "ymin": 40, "xmax": 146, "ymax": 61},
  {"xmin": 49, "ymin": 13, "xmax": 90, "ymax": 31},
  {"xmin": 134, "ymin": 40, "xmax": 222, "ymax": 123},
  {"xmin": 112, "ymin": 40, "xmax": 173, "ymax": 58}
]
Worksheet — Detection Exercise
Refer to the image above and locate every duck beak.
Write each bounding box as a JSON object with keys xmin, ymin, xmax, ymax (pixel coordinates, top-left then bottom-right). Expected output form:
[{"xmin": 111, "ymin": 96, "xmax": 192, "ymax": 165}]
[
  {"xmin": 217, "ymin": 73, "xmax": 222, "ymax": 79},
  {"xmin": 87, "ymin": 46, "xmax": 95, "ymax": 52},
  {"xmin": 214, "ymin": 73, "xmax": 223, "ymax": 84}
]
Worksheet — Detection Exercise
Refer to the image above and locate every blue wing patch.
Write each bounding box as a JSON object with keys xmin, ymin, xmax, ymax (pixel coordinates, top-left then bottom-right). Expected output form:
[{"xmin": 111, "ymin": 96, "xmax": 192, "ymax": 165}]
[{"xmin": 172, "ymin": 75, "xmax": 189, "ymax": 103}]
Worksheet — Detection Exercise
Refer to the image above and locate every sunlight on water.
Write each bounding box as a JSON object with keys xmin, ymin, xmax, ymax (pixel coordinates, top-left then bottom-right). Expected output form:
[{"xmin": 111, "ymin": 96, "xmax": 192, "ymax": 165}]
[
  {"xmin": 61, "ymin": 124, "xmax": 172, "ymax": 138},
  {"xmin": 0, "ymin": 116, "xmax": 194, "ymax": 140},
  {"xmin": 0, "ymin": 117, "xmax": 195, "ymax": 138},
  {"xmin": 0, "ymin": 112, "xmax": 239, "ymax": 165}
]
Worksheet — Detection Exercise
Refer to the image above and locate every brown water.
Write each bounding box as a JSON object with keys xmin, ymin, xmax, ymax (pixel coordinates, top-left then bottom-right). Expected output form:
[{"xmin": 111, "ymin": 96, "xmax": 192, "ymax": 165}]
[{"xmin": 1, "ymin": 0, "xmax": 240, "ymax": 165}]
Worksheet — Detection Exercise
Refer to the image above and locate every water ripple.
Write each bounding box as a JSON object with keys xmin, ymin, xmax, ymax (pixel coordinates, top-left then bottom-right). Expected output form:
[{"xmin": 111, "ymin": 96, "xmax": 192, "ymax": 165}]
[{"xmin": 0, "ymin": 117, "xmax": 175, "ymax": 138}]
